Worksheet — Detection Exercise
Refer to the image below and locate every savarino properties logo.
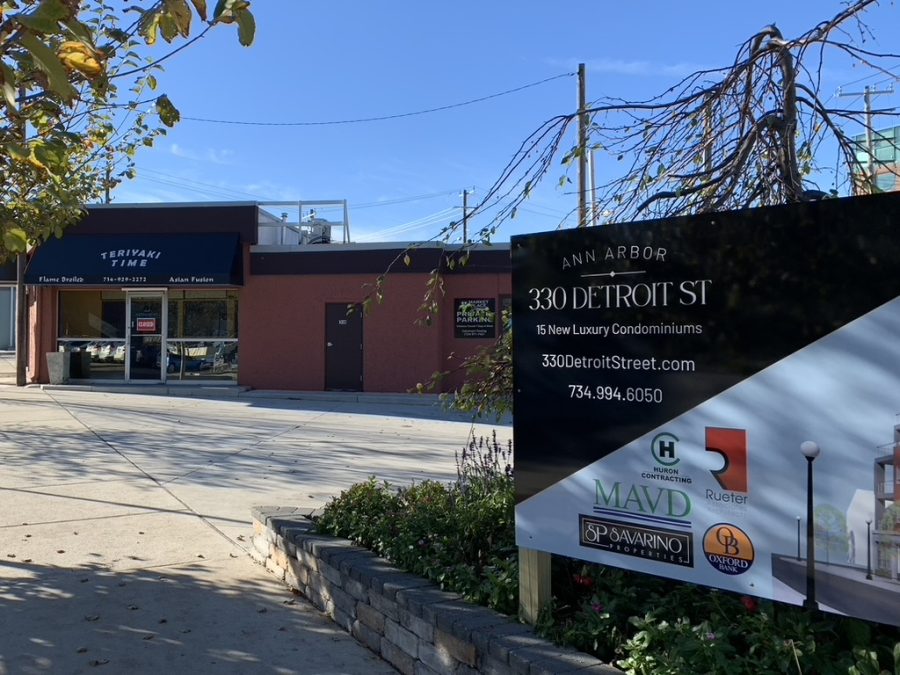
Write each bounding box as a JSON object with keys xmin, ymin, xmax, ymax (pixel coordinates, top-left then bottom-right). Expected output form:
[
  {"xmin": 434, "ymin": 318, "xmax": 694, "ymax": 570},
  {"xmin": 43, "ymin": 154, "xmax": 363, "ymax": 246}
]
[{"xmin": 579, "ymin": 514, "xmax": 694, "ymax": 567}]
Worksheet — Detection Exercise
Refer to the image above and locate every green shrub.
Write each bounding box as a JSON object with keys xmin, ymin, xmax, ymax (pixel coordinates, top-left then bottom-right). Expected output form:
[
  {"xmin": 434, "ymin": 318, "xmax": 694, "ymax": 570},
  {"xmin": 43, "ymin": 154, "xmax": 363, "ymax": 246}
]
[
  {"xmin": 314, "ymin": 436, "xmax": 900, "ymax": 673},
  {"xmin": 539, "ymin": 559, "xmax": 900, "ymax": 674},
  {"xmin": 315, "ymin": 432, "xmax": 518, "ymax": 615}
]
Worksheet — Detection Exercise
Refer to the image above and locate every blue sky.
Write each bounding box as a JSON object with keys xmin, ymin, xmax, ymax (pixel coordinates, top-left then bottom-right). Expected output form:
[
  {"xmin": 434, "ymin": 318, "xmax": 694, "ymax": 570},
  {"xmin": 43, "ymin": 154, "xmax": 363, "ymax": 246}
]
[{"xmin": 113, "ymin": 1, "xmax": 899, "ymax": 242}]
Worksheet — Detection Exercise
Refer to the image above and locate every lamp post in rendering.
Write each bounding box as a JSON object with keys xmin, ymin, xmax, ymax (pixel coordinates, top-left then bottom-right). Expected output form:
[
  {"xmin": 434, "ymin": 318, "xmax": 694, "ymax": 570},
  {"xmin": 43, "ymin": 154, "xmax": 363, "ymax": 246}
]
[
  {"xmin": 865, "ymin": 518, "xmax": 873, "ymax": 580},
  {"xmin": 800, "ymin": 441, "xmax": 820, "ymax": 611},
  {"xmin": 796, "ymin": 516, "xmax": 801, "ymax": 561}
]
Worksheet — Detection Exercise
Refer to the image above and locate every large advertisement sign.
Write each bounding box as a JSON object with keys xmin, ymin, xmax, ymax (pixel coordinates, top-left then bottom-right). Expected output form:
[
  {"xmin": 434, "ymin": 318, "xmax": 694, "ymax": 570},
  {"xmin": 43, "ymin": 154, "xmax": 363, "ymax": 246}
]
[{"xmin": 512, "ymin": 192, "xmax": 900, "ymax": 626}]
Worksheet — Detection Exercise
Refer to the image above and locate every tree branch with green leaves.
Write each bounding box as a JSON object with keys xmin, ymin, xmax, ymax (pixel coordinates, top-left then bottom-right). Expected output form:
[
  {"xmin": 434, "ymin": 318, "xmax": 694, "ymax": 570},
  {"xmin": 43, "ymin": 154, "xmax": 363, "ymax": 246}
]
[{"xmin": 0, "ymin": 0, "xmax": 255, "ymax": 258}]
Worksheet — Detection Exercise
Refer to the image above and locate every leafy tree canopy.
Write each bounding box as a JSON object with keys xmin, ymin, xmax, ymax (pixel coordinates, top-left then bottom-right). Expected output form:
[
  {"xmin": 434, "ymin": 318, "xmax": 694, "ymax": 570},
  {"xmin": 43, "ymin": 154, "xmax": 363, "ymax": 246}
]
[{"xmin": 0, "ymin": 0, "xmax": 255, "ymax": 258}]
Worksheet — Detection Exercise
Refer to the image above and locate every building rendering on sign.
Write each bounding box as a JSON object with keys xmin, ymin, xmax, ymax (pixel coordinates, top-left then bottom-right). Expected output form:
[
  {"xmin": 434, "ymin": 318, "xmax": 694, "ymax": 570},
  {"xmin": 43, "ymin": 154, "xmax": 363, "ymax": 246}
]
[
  {"xmin": 15, "ymin": 202, "xmax": 510, "ymax": 392},
  {"xmin": 873, "ymin": 422, "xmax": 899, "ymax": 578}
]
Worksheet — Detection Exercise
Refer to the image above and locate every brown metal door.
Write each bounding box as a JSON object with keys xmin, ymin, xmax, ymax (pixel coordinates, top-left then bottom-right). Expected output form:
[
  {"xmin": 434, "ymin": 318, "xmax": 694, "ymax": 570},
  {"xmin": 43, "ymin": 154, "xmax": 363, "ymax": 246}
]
[{"xmin": 325, "ymin": 303, "xmax": 363, "ymax": 391}]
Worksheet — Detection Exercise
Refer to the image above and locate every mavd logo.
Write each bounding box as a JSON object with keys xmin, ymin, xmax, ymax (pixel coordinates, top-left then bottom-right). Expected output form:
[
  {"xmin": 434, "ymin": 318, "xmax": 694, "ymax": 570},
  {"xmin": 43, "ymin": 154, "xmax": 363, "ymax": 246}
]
[
  {"xmin": 594, "ymin": 479, "xmax": 691, "ymax": 518},
  {"xmin": 651, "ymin": 432, "xmax": 680, "ymax": 467},
  {"xmin": 705, "ymin": 427, "xmax": 748, "ymax": 493}
]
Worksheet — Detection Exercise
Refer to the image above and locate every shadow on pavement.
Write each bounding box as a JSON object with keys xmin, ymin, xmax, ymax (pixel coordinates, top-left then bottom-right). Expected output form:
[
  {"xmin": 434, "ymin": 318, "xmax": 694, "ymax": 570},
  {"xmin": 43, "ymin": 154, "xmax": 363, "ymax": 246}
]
[{"xmin": 0, "ymin": 559, "xmax": 391, "ymax": 674}]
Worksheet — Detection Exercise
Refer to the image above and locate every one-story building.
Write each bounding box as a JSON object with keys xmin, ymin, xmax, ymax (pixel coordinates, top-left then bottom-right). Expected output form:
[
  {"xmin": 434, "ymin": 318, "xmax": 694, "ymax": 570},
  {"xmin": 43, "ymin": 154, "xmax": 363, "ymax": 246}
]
[{"xmin": 20, "ymin": 202, "xmax": 511, "ymax": 392}]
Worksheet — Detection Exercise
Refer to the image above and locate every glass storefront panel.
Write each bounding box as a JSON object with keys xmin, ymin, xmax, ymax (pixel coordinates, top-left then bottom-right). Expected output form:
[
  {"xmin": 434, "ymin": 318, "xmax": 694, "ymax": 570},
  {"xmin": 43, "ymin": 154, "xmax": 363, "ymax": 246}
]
[
  {"xmin": 59, "ymin": 291, "xmax": 127, "ymax": 380},
  {"xmin": 164, "ymin": 340, "xmax": 238, "ymax": 381},
  {"xmin": 58, "ymin": 290, "xmax": 239, "ymax": 383},
  {"xmin": 166, "ymin": 290, "xmax": 238, "ymax": 382},
  {"xmin": 167, "ymin": 290, "xmax": 238, "ymax": 339},
  {"xmin": 59, "ymin": 291, "xmax": 126, "ymax": 338},
  {"xmin": 57, "ymin": 338, "xmax": 126, "ymax": 380}
]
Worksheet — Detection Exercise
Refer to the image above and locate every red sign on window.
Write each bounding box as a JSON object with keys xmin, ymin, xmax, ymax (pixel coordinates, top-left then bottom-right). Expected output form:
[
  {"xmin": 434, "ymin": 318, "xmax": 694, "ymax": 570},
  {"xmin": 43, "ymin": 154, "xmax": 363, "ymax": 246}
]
[{"xmin": 136, "ymin": 317, "xmax": 157, "ymax": 333}]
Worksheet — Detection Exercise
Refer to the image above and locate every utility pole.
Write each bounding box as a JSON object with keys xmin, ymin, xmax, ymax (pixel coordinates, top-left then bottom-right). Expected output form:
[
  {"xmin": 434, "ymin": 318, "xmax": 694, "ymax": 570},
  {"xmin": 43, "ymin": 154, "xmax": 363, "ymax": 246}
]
[
  {"xmin": 703, "ymin": 95, "xmax": 714, "ymax": 174},
  {"xmin": 462, "ymin": 188, "xmax": 469, "ymax": 243},
  {"xmin": 104, "ymin": 151, "xmax": 112, "ymax": 204},
  {"xmin": 838, "ymin": 84, "xmax": 894, "ymax": 192},
  {"xmin": 578, "ymin": 63, "xmax": 588, "ymax": 227},
  {"xmin": 15, "ymin": 87, "xmax": 27, "ymax": 386},
  {"xmin": 589, "ymin": 148, "xmax": 598, "ymax": 226}
]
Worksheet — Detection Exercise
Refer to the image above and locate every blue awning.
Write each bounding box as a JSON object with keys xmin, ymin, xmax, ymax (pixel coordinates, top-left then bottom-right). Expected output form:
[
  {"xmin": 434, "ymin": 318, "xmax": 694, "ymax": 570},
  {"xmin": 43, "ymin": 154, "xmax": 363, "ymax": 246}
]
[{"xmin": 25, "ymin": 233, "xmax": 243, "ymax": 286}]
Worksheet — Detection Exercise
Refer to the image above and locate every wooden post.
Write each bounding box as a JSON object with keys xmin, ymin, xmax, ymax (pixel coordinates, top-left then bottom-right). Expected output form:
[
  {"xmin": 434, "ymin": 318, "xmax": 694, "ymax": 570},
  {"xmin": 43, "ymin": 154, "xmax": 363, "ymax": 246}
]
[{"xmin": 518, "ymin": 547, "xmax": 551, "ymax": 625}]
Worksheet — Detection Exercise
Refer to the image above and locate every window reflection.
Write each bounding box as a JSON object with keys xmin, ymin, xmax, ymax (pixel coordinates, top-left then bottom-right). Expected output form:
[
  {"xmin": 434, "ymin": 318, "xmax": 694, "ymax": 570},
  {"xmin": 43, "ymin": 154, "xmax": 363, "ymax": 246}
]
[
  {"xmin": 167, "ymin": 290, "xmax": 238, "ymax": 339},
  {"xmin": 57, "ymin": 290, "xmax": 238, "ymax": 383},
  {"xmin": 56, "ymin": 339, "xmax": 126, "ymax": 380},
  {"xmin": 59, "ymin": 291, "xmax": 125, "ymax": 338},
  {"xmin": 164, "ymin": 340, "xmax": 238, "ymax": 381}
]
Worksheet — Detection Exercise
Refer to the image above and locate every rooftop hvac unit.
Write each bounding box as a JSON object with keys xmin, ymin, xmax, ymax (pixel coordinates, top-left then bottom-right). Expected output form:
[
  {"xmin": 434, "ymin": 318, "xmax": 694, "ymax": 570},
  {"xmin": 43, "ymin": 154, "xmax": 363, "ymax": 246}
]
[{"xmin": 302, "ymin": 220, "xmax": 332, "ymax": 245}]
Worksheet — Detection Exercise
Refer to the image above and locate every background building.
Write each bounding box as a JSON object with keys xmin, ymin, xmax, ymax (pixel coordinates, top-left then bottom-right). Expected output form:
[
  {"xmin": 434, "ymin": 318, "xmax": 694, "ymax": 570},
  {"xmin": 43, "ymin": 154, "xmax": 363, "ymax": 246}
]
[
  {"xmin": 854, "ymin": 125, "xmax": 900, "ymax": 192},
  {"xmin": 23, "ymin": 202, "xmax": 511, "ymax": 393}
]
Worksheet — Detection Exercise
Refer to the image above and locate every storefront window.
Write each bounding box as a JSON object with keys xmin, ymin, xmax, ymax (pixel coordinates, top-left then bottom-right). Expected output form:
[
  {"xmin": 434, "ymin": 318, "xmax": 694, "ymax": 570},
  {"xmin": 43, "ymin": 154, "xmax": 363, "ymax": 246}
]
[
  {"xmin": 58, "ymin": 291, "xmax": 126, "ymax": 380},
  {"xmin": 57, "ymin": 290, "xmax": 238, "ymax": 383},
  {"xmin": 59, "ymin": 290, "xmax": 125, "ymax": 338},
  {"xmin": 167, "ymin": 290, "xmax": 238, "ymax": 339},
  {"xmin": 166, "ymin": 290, "xmax": 238, "ymax": 382}
]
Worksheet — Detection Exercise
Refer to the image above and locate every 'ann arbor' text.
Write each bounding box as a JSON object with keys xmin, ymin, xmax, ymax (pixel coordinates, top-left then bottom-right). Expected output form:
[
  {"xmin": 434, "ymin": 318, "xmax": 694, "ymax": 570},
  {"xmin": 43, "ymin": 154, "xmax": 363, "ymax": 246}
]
[{"xmin": 528, "ymin": 280, "xmax": 712, "ymax": 311}]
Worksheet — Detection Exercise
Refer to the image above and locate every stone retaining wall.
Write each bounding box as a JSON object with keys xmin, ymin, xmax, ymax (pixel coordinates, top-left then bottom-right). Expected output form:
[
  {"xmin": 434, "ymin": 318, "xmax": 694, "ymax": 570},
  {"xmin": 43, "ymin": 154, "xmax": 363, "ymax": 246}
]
[{"xmin": 251, "ymin": 506, "xmax": 619, "ymax": 675}]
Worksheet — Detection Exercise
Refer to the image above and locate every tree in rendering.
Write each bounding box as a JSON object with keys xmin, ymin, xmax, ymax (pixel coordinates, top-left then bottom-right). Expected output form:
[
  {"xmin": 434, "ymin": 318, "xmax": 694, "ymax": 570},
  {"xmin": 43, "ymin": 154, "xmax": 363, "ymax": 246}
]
[{"xmin": 0, "ymin": 0, "xmax": 256, "ymax": 257}]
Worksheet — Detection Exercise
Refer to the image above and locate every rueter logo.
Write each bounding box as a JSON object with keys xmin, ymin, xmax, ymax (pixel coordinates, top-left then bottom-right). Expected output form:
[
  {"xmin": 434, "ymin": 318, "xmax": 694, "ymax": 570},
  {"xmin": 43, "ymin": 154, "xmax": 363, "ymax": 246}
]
[{"xmin": 705, "ymin": 427, "xmax": 748, "ymax": 493}]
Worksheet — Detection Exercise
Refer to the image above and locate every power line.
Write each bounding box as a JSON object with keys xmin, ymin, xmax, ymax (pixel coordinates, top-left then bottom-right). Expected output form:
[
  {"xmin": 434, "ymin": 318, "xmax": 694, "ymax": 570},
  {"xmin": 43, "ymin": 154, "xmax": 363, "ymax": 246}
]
[
  {"xmin": 139, "ymin": 167, "xmax": 273, "ymax": 200},
  {"xmin": 181, "ymin": 73, "xmax": 575, "ymax": 126},
  {"xmin": 837, "ymin": 63, "xmax": 900, "ymax": 91},
  {"xmin": 139, "ymin": 175, "xmax": 254, "ymax": 201},
  {"xmin": 135, "ymin": 168, "xmax": 467, "ymax": 210},
  {"xmin": 355, "ymin": 207, "xmax": 459, "ymax": 242}
]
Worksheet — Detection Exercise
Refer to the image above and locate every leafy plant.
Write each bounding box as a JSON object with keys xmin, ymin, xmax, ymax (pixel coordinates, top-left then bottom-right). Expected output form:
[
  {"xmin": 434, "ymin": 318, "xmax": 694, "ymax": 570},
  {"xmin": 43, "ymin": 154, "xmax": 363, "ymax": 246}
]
[
  {"xmin": 0, "ymin": 0, "xmax": 256, "ymax": 258},
  {"xmin": 315, "ymin": 434, "xmax": 899, "ymax": 673},
  {"xmin": 315, "ymin": 432, "xmax": 517, "ymax": 614},
  {"xmin": 539, "ymin": 557, "xmax": 900, "ymax": 674}
]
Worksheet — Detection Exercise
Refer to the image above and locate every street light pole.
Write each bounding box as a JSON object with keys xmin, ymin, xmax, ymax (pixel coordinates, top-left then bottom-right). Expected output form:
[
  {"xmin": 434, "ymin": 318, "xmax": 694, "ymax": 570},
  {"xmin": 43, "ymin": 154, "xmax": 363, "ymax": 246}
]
[
  {"xmin": 800, "ymin": 441, "xmax": 820, "ymax": 611},
  {"xmin": 796, "ymin": 516, "xmax": 801, "ymax": 561},
  {"xmin": 865, "ymin": 518, "xmax": 873, "ymax": 580}
]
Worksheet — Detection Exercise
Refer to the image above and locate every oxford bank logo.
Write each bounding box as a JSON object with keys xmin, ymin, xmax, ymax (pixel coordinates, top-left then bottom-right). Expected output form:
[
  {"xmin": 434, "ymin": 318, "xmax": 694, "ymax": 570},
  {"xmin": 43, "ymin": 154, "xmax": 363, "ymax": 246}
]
[
  {"xmin": 705, "ymin": 427, "xmax": 749, "ymax": 507},
  {"xmin": 702, "ymin": 523, "xmax": 755, "ymax": 575}
]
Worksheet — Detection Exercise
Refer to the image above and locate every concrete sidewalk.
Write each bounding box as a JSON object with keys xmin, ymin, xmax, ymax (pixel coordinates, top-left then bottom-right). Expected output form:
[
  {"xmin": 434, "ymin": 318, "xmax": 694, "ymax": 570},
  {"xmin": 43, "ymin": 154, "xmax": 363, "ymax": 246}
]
[{"xmin": 0, "ymin": 385, "xmax": 510, "ymax": 674}]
